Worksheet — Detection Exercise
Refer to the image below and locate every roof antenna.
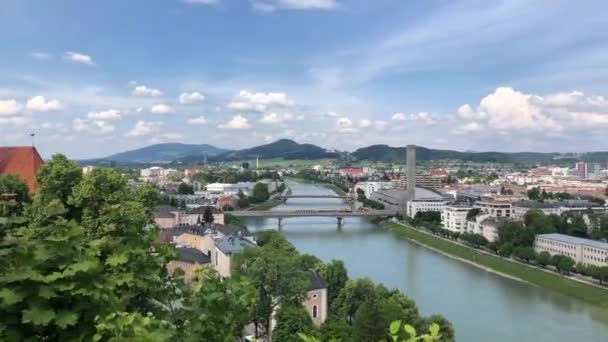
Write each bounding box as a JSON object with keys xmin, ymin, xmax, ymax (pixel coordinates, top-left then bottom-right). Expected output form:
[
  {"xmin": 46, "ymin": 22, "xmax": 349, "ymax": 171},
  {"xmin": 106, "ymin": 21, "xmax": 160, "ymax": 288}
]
[{"xmin": 30, "ymin": 132, "xmax": 36, "ymax": 147}]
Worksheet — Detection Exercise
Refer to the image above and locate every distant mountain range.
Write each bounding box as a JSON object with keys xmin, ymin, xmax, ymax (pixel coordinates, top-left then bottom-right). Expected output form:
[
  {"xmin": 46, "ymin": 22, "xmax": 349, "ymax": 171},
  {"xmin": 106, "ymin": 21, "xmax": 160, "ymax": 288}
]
[
  {"xmin": 101, "ymin": 143, "xmax": 229, "ymax": 163},
  {"xmin": 81, "ymin": 139, "xmax": 608, "ymax": 165}
]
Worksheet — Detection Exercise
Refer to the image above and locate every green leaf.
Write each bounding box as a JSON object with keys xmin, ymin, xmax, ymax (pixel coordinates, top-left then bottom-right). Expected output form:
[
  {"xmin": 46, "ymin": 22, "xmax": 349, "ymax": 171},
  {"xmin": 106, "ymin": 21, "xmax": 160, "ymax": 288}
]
[
  {"xmin": 403, "ymin": 324, "xmax": 417, "ymax": 342},
  {"xmin": 0, "ymin": 288, "xmax": 24, "ymax": 305},
  {"xmin": 106, "ymin": 252, "xmax": 129, "ymax": 266},
  {"xmin": 389, "ymin": 320, "xmax": 402, "ymax": 335},
  {"xmin": 22, "ymin": 307, "xmax": 56, "ymax": 326},
  {"xmin": 429, "ymin": 322, "xmax": 440, "ymax": 337},
  {"xmin": 38, "ymin": 286, "xmax": 57, "ymax": 299},
  {"xmin": 54, "ymin": 310, "xmax": 79, "ymax": 328}
]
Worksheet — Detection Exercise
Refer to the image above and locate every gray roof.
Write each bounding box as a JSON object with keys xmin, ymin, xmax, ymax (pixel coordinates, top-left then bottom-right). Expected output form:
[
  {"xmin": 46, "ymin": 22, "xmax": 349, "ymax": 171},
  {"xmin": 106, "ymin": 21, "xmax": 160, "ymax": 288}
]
[
  {"xmin": 374, "ymin": 187, "xmax": 442, "ymax": 200},
  {"xmin": 513, "ymin": 200, "xmax": 601, "ymax": 209},
  {"xmin": 186, "ymin": 206, "xmax": 222, "ymax": 215},
  {"xmin": 214, "ymin": 236, "xmax": 256, "ymax": 254},
  {"xmin": 537, "ymin": 233, "xmax": 608, "ymax": 250},
  {"xmin": 309, "ymin": 271, "xmax": 328, "ymax": 290},
  {"xmin": 154, "ymin": 205, "xmax": 177, "ymax": 218},
  {"xmin": 175, "ymin": 246, "xmax": 211, "ymax": 264}
]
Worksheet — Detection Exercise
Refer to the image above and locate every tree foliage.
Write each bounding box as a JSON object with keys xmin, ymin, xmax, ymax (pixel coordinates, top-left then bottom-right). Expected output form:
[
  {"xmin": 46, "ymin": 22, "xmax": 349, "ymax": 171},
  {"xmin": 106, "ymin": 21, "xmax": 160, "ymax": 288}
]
[{"xmin": 273, "ymin": 303, "xmax": 315, "ymax": 342}]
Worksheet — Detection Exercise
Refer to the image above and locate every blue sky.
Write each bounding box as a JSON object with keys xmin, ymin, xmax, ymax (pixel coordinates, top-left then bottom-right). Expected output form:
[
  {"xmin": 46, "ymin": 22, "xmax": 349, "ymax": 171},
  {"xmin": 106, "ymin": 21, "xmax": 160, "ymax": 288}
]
[{"xmin": 1, "ymin": 0, "xmax": 608, "ymax": 158}]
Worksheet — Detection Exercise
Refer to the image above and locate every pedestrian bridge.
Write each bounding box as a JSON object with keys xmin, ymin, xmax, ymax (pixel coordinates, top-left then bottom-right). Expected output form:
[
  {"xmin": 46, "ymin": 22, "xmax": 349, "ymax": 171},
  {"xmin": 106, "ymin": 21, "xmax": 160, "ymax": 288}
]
[{"xmin": 230, "ymin": 209, "xmax": 398, "ymax": 228}]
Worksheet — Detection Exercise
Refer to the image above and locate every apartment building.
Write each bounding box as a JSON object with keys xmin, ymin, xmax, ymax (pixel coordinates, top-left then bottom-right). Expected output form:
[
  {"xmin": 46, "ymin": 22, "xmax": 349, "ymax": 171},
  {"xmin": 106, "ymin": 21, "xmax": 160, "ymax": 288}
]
[
  {"xmin": 535, "ymin": 233, "xmax": 608, "ymax": 267},
  {"xmin": 474, "ymin": 200, "xmax": 512, "ymax": 218},
  {"xmin": 441, "ymin": 205, "xmax": 472, "ymax": 232}
]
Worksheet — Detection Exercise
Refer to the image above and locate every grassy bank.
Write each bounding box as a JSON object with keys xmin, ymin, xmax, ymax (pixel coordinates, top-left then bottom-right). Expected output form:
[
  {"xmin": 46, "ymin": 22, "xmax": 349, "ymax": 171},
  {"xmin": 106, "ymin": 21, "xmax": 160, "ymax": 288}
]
[{"xmin": 384, "ymin": 222, "xmax": 608, "ymax": 307}]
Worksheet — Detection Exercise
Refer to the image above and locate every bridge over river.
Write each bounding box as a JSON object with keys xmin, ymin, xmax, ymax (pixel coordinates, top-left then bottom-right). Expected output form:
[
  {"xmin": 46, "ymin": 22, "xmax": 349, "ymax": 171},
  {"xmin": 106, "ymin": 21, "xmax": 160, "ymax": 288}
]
[
  {"xmin": 231, "ymin": 209, "xmax": 397, "ymax": 228},
  {"xmin": 274, "ymin": 194, "xmax": 353, "ymax": 202}
]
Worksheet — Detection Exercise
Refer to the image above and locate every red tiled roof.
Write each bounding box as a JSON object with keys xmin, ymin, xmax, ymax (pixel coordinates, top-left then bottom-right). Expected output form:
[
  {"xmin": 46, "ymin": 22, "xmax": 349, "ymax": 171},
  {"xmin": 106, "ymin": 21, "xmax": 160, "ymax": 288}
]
[
  {"xmin": 0, "ymin": 146, "xmax": 44, "ymax": 192},
  {"xmin": 340, "ymin": 168, "xmax": 363, "ymax": 174}
]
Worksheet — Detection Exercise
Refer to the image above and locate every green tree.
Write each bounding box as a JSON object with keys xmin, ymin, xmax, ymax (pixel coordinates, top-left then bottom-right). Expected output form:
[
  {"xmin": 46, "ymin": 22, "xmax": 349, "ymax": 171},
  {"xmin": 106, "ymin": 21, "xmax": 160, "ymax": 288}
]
[
  {"xmin": 353, "ymin": 292, "xmax": 386, "ymax": 342},
  {"xmin": 203, "ymin": 206, "xmax": 214, "ymax": 224},
  {"xmin": 251, "ymin": 183, "xmax": 270, "ymax": 203},
  {"xmin": 418, "ymin": 315, "xmax": 455, "ymax": 342},
  {"xmin": 233, "ymin": 232, "xmax": 309, "ymax": 338},
  {"xmin": 536, "ymin": 251, "xmax": 551, "ymax": 267},
  {"xmin": 513, "ymin": 246, "xmax": 536, "ymax": 263},
  {"xmin": 319, "ymin": 317, "xmax": 353, "ymax": 342},
  {"xmin": 318, "ymin": 260, "xmax": 349, "ymax": 308},
  {"xmin": 382, "ymin": 292, "xmax": 420, "ymax": 327},
  {"xmin": 527, "ymin": 187, "xmax": 541, "ymax": 200},
  {"xmin": 557, "ymin": 256, "xmax": 575, "ymax": 274},
  {"xmin": 177, "ymin": 182, "xmax": 194, "ymax": 195},
  {"xmin": 35, "ymin": 154, "xmax": 83, "ymax": 208},
  {"xmin": 136, "ymin": 183, "xmax": 161, "ymax": 216},
  {"xmin": 273, "ymin": 303, "xmax": 315, "ymax": 342},
  {"xmin": 0, "ymin": 175, "xmax": 30, "ymax": 216},
  {"xmin": 498, "ymin": 242, "xmax": 514, "ymax": 257},
  {"xmin": 237, "ymin": 190, "xmax": 250, "ymax": 208},
  {"xmin": 331, "ymin": 278, "xmax": 377, "ymax": 324}
]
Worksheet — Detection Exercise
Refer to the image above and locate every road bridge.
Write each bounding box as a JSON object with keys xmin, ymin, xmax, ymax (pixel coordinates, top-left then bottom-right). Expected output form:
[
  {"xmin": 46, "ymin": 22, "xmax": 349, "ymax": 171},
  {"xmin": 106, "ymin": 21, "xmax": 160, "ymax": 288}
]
[
  {"xmin": 275, "ymin": 194, "xmax": 352, "ymax": 202},
  {"xmin": 230, "ymin": 209, "xmax": 397, "ymax": 228}
]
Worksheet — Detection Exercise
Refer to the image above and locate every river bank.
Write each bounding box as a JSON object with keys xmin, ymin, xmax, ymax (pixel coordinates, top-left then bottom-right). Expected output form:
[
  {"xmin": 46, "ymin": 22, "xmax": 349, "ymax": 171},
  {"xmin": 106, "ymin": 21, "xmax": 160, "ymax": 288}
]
[{"xmin": 384, "ymin": 221, "xmax": 608, "ymax": 307}]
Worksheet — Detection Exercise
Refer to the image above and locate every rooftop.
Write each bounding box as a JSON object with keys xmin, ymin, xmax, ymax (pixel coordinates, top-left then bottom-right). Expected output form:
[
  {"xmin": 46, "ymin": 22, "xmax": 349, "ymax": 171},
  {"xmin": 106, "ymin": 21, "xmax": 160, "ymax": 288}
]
[
  {"xmin": 175, "ymin": 246, "xmax": 211, "ymax": 264},
  {"xmin": 537, "ymin": 233, "xmax": 608, "ymax": 250},
  {"xmin": 513, "ymin": 200, "xmax": 601, "ymax": 209},
  {"xmin": 309, "ymin": 271, "xmax": 328, "ymax": 290},
  {"xmin": 0, "ymin": 146, "xmax": 44, "ymax": 192},
  {"xmin": 214, "ymin": 235, "xmax": 256, "ymax": 254}
]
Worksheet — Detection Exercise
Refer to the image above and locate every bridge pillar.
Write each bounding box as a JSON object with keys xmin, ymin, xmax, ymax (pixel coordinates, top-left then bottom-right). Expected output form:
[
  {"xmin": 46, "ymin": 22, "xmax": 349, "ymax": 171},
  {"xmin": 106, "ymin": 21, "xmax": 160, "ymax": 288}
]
[
  {"xmin": 282, "ymin": 196, "xmax": 287, "ymax": 203},
  {"xmin": 278, "ymin": 218, "xmax": 283, "ymax": 231},
  {"xmin": 337, "ymin": 217, "xmax": 343, "ymax": 226}
]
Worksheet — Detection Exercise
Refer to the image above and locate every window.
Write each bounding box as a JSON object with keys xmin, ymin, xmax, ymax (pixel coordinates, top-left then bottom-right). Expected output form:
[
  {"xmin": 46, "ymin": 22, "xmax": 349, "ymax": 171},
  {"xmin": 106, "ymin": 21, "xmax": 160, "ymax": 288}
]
[
  {"xmin": 312, "ymin": 294, "xmax": 318, "ymax": 299},
  {"xmin": 312, "ymin": 305, "xmax": 318, "ymax": 318},
  {"xmin": 215, "ymin": 251, "xmax": 218, "ymax": 266}
]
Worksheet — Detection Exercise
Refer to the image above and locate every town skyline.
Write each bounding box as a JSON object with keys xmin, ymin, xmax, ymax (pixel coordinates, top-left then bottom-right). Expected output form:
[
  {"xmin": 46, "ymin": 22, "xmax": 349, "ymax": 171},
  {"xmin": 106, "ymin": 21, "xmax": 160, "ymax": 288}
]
[{"xmin": 1, "ymin": 0, "xmax": 608, "ymax": 158}]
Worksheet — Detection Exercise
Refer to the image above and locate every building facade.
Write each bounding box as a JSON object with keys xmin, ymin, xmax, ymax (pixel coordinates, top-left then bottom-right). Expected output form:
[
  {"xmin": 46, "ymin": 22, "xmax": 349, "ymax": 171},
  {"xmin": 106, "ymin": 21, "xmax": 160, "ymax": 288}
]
[
  {"xmin": 474, "ymin": 200, "xmax": 512, "ymax": 218},
  {"xmin": 535, "ymin": 233, "xmax": 608, "ymax": 267},
  {"xmin": 441, "ymin": 205, "xmax": 472, "ymax": 232},
  {"xmin": 406, "ymin": 199, "xmax": 447, "ymax": 219}
]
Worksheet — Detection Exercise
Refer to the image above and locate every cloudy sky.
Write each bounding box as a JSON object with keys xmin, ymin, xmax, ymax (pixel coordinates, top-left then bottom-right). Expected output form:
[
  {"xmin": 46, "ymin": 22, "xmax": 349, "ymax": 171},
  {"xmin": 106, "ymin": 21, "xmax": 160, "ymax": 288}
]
[{"xmin": 1, "ymin": 0, "xmax": 608, "ymax": 158}]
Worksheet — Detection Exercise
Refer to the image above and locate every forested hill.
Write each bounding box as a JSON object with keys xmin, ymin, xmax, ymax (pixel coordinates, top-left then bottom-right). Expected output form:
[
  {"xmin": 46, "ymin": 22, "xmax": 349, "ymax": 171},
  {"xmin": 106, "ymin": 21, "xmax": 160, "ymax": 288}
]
[
  {"xmin": 351, "ymin": 145, "xmax": 576, "ymax": 163},
  {"xmin": 179, "ymin": 139, "xmax": 338, "ymax": 162}
]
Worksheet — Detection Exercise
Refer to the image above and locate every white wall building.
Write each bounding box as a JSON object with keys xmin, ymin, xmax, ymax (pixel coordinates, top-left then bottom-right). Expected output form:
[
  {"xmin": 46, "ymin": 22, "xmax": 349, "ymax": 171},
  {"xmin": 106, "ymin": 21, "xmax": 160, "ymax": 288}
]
[
  {"xmin": 441, "ymin": 205, "xmax": 472, "ymax": 233},
  {"xmin": 535, "ymin": 234, "xmax": 608, "ymax": 267},
  {"xmin": 354, "ymin": 181, "xmax": 393, "ymax": 198},
  {"xmin": 407, "ymin": 199, "xmax": 447, "ymax": 219},
  {"xmin": 474, "ymin": 200, "xmax": 512, "ymax": 218}
]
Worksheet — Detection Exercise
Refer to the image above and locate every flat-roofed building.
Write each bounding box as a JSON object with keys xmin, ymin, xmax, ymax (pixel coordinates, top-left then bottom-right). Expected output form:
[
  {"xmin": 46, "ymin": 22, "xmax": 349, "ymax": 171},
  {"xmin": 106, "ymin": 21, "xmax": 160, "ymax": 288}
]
[
  {"xmin": 407, "ymin": 199, "xmax": 447, "ymax": 219},
  {"xmin": 535, "ymin": 233, "xmax": 608, "ymax": 267},
  {"xmin": 511, "ymin": 200, "xmax": 605, "ymax": 220},
  {"xmin": 475, "ymin": 200, "xmax": 512, "ymax": 218},
  {"xmin": 371, "ymin": 187, "xmax": 443, "ymax": 213},
  {"xmin": 441, "ymin": 205, "xmax": 472, "ymax": 233}
]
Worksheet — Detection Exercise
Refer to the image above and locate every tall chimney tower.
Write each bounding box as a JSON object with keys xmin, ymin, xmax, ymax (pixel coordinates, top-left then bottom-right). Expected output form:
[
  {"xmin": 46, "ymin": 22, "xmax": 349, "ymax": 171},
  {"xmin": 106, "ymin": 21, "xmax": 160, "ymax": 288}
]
[{"xmin": 406, "ymin": 144, "xmax": 416, "ymax": 201}]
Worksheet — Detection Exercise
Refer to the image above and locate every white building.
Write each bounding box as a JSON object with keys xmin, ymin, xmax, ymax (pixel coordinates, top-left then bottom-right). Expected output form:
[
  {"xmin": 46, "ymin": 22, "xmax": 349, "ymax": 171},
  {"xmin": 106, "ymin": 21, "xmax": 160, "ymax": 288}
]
[
  {"xmin": 474, "ymin": 200, "xmax": 512, "ymax": 218},
  {"xmin": 535, "ymin": 234, "xmax": 608, "ymax": 267},
  {"xmin": 441, "ymin": 205, "xmax": 472, "ymax": 233},
  {"xmin": 354, "ymin": 181, "xmax": 393, "ymax": 198},
  {"xmin": 140, "ymin": 166, "xmax": 164, "ymax": 179},
  {"xmin": 406, "ymin": 199, "xmax": 447, "ymax": 219},
  {"xmin": 511, "ymin": 200, "xmax": 605, "ymax": 220}
]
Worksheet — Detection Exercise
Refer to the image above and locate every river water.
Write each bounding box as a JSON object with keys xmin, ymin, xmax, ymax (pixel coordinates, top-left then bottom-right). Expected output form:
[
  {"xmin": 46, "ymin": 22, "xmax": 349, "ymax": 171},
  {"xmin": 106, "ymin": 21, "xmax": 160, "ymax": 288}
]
[{"xmin": 242, "ymin": 181, "xmax": 608, "ymax": 341}]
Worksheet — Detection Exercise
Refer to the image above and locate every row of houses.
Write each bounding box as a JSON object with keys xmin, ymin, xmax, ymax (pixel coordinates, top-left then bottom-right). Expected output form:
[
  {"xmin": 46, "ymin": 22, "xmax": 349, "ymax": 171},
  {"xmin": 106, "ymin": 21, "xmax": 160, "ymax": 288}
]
[{"xmin": 155, "ymin": 209, "xmax": 329, "ymax": 328}]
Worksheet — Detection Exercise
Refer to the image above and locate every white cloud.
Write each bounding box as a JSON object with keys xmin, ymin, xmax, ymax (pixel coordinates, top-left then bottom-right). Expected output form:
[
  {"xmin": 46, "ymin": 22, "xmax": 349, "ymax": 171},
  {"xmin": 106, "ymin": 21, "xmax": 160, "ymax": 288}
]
[
  {"xmin": 259, "ymin": 112, "xmax": 282, "ymax": 124},
  {"xmin": 218, "ymin": 115, "xmax": 251, "ymax": 129},
  {"xmin": 160, "ymin": 133, "xmax": 184, "ymax": 140},
  {"xmin": 391, "ymin": 112, "xmax": 436, "ymax": 124},
  {"xmin": 72, "ymin": 118, "xmax": 114, "ymax": 134},
  {"xmin": 250, "ymin": 0, "xmax": 338, "ymax": 12},
  {"xmin": 326, "ymin": 111, "xmax": 339, "ymax": 117},
  {"xmin": 359, "ymin": 119, "xmax": 372, "ymax": 128},
  {"xmin": 30, "ymin": 52, "xmax": 51, "ymax": 60},
  {"xmin": 63, "ymin": 51, "xmax": 95, "ymax": 66},
  {"xmin": 453, "ymin": 122, "xmax": 484, "ymax": 134},
  {"xmin": 183, "ymin": 0, "xmax": 220, "ymax": 4},
  {"xmin": 40, "ymin": 122, "xmax": 65, "ymax": 130},
  {"xmin": 179, "ymin": 92, "xmax": 205, "ymax": 104},
  {"xmin": 187, "ymin": 116, "xmax": 207, "ymax": 125},
  {"xmin": 228, "ymin": 90, "xmax": 294, "ymax": 112},
  {"xmin": 458, "ymin": 87, "xmax": 561, "ymax": 132},
  {"xmin": 151, "ymin": 104, "xmax": 175, "ymax": 114},
  {"xmin": 26, "ymin": 96, "xmax": 62, "ymax": 112},
  {"xmin": 87, "ymin": 109, "xmax": 122, "ymax": 121},
  {"xmin": 0, "ymin": 99, "xmax": 22, "ymax": 116},
  {"xmin": 126, "ymin": 120, "xmax": 163, "ymax": 137},
  {"xmin": 133, "ymin": 85, "xmax": 163, "ymax": 97},
  {"xmin": 392, "ymin": 112, "xmax": 407, "ymax": 121},
  {"xmin": 336, "ymin": 117, "xmax": 358, "ymax": 133},
  {"xmin": 0, "ymin": 116, "xmax": 30, "ymax": 126}
]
